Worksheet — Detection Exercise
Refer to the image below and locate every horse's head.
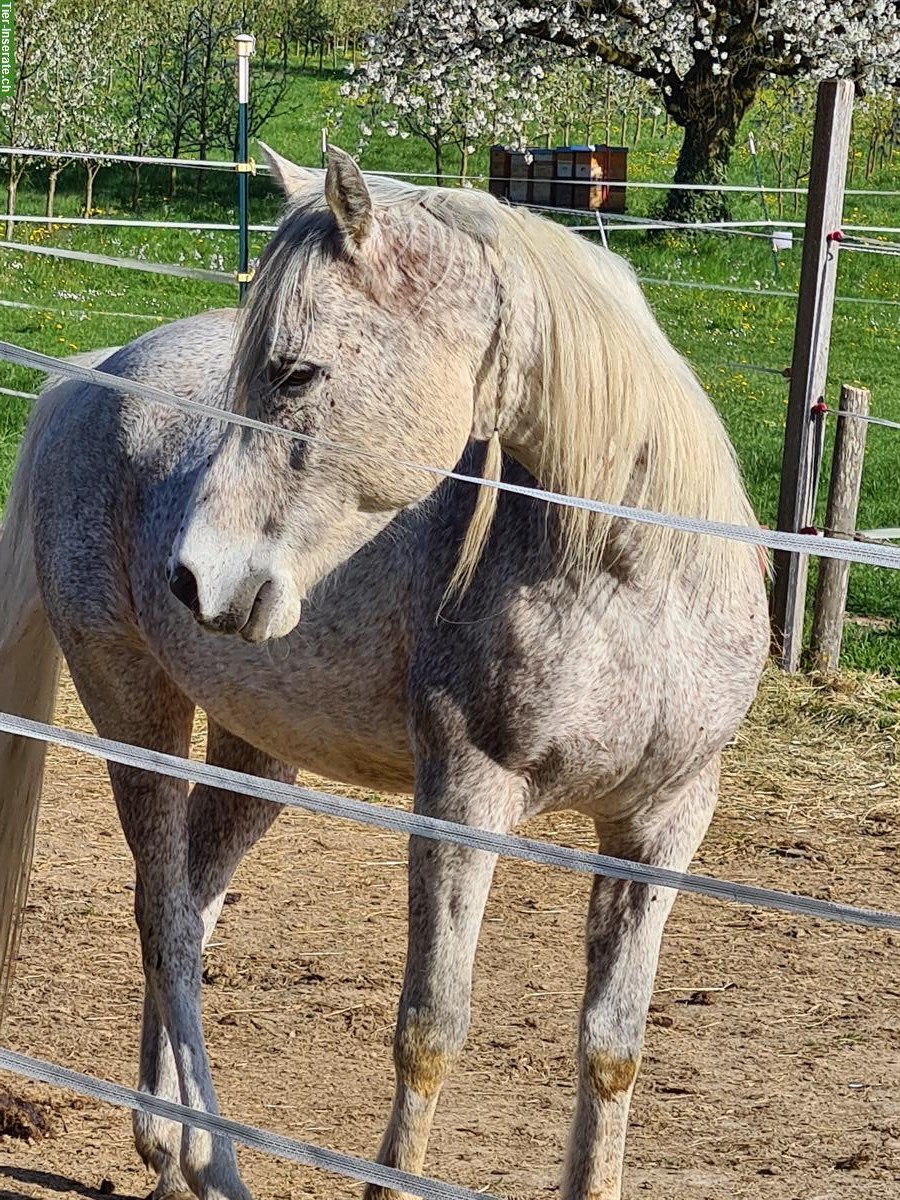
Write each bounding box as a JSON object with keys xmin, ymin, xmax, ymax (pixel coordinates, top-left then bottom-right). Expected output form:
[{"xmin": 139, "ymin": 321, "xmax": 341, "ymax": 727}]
[{"xmin": 169, "ymin": 145, "xmax": 502, "ymax": 642}]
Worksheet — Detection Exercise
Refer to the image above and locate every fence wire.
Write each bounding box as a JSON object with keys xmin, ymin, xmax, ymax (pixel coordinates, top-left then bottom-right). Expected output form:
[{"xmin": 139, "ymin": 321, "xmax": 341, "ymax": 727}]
[
  {"xmin": 834, "ymin": 408, "xmax": 900, "ymax": 432},
  {"xmin": 3, "ymin": 222, "xmax": 898, "ymax": 310},
  {"xmin": 2, "ymin": 711, "xmax": 899, "ymax": 931},
  {"xmin": 0, "ymin": 211, "xmax": 276, "ymax": 234},
  {"xmin": 0, "ymin": 146, "xmax": 237, "ymax": 171},
  {"xmin": 0, "ymin": 1047, "xmax": 490, "ymax": 1200},
  {"xmin": 0, "ymin": 239, "xmax": 232, "ymax": 283},
  {"xmin": 4, "ymin": 339, "xmax": 900, "ymax": 571},
  {"xmin": 0, "ymin": 295, "xmax": 166, "ymax": 322}
]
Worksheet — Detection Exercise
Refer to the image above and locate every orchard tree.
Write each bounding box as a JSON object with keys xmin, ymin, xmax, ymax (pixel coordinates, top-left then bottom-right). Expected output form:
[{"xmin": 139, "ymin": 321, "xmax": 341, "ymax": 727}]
[
  {"xmin": 118, "ymin": 0, "xmax": 294, "ymax": 197},
  {"xmin": 747, "ymin": 80, "xmax": 816, "ymax": 216},
  {"xmin": 61, "ymin": 1, "xmax": 122, "ymax": 217},
  {"xmin": 0, "ymin": 0, "xmax": 67, "ymax": 235},
  {"xmin": 1, "ymin": 0, "xmax": 128, "ymax": 226},
  {"xmin": 356, "ymin": 1, "xmax": 900, "ymax": 218},
  {"xmin": 112, "ymin": 2, "xmax": 171, "ymax": 207},
  {"xmin": 539, "ymin": 55, "xmax": 648, "ymax": 148},
  {"xmin": 343, "ymin": 20, "xmax": 548, "ymax": 180}
]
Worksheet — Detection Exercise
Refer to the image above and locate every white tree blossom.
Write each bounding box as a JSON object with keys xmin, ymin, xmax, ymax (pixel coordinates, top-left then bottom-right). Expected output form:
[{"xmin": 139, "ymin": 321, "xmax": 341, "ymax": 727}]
[
  {"xmin": 344, "ymin": 16, "xmax": 551, "ymax": 180},
  {"xmin": 350, "ymin": 1, "xmax": 900, "ymax": 215}
]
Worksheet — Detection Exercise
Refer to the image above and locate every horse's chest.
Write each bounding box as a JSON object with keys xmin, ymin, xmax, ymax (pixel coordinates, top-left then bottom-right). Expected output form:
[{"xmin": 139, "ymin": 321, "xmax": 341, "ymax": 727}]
[
  {"xmin": 146, "ymin": 616, "xmax": 416, "ymax": 792},
  {"xmin": 412, "ymin": 589, "xmax": 745, "ymax": 818}
]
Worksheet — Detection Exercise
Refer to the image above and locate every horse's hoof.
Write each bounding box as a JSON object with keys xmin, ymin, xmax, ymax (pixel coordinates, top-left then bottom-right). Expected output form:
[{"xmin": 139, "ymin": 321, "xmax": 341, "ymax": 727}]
[{"xmin": 151, "ymin": 1192, "xmax": 197, "ymax": 1200}]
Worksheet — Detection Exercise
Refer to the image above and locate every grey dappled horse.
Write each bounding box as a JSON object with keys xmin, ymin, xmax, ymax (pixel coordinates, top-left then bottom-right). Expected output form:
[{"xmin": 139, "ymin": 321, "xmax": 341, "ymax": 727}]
[{"xmin": 0, "ymin": 147, "xmax": 768, "ymax": 1200}]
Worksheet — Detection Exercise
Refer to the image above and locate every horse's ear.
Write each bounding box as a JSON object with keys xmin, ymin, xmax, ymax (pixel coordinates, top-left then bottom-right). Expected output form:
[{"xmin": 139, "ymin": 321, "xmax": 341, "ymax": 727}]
[
  {"xmin": 258, "ymin": 142, "xmax": 316, "ymax": 202},
  {"xmin": 325, "ymin": 145, "xmax": 373, "ymax": 246}
]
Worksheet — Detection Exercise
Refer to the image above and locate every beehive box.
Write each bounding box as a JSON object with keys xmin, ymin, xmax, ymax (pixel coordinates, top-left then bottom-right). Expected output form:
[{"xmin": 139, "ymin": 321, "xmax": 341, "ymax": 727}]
[
  {"xmin": 571, "ymin": 146, "xmax": 627, "ymax": 212},
  {"xmin": 530, "ymin": 148, "xmax": 555, "ymax": 206},
  {"xmin": 487, "ymin": 144, "xmax": 627, "ymax": 213},
  {"xmin": 488, "ymin": 146, "xmax": 510, "ymax": 200}
]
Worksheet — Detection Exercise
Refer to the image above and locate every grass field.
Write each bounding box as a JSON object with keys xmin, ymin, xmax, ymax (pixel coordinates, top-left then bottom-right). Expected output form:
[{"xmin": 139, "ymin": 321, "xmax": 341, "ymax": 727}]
[{"xmin": 1, "ymin": 63, "xmax": 898, "ymax": 671}]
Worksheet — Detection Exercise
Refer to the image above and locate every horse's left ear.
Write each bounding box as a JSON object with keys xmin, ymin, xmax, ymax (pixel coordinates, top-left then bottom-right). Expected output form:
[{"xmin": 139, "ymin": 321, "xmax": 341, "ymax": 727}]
[
  {"xmin": 258, "ymin": 142, "xmax": 316, "ymax": 202},
  {"xmin": 325, "ymin": 145, "xmax": 373, "ymax": 246}
]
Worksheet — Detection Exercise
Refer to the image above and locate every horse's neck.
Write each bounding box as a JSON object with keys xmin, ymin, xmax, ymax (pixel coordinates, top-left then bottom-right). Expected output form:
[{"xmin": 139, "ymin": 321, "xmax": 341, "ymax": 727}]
[
  {"xmin": 472, "ymin": 283, "xmax": 547, "ymax": 481},
  {"xmin": 495, "ymin": 401, "xmax": 546, "ymax": 482}
]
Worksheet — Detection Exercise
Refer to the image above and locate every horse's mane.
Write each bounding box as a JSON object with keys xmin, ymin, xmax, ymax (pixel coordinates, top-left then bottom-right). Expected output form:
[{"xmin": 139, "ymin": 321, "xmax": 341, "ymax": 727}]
[{"xmin": 238, "ymin": 173, "xmax": 758, "ymax": 592}]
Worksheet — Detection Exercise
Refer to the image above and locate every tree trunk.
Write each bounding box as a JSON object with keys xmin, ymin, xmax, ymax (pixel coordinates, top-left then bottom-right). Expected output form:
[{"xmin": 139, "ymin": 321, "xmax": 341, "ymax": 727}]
[
  {"xmin": 6, "ymin": 162, "xmax": 18, "ymax": 240},
  {"xmin": 130, "ymin": 164, "xmax": 142, "ymax": 209},
  {"xmin": 662, "ymin": 122, "xmax": 734, "ymax": 222},
  {"xmin": 866, "ymin": 132, "xmax": 877, "ymax": 179},
  {"xmin": 84, "ymin": 163, "xmax": 100, "ymax": 217},
  {"xmin": 661, "ymin": 67, "xmax": 761, "ymax": 223},
  {"xmin": 168, "ymin": 128, "xmax": 181, "ymax": 200},
  {"xmin": 434, "ymin": 141, "xmax": 443, "ymax": 186},
  {"xmin": 46, "ymin": 168, "xmax": 60, "ymax": 219}
]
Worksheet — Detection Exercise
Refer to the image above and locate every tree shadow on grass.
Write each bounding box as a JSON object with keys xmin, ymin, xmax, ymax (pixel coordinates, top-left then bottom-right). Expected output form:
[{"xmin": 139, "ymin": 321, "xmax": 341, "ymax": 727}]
[{"xmin": 0, "ymin": 1165, "xmax": 144, "ymax": 1200}]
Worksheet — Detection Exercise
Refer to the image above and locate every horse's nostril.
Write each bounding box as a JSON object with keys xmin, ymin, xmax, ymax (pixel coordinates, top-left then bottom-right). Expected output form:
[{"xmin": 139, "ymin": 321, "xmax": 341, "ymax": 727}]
[{"xmin": 169, "ymin": 562, "xmax": 200, "ymax": 615}]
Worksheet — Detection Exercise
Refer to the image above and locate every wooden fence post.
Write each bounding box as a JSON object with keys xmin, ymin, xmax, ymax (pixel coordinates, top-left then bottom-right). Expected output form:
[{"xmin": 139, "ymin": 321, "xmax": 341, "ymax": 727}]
[
  {"xmin": 770, "ymin": 79, "xmax": 855, "ymax": 671},
  {"xmin": 809, "ymin": 385, "xmax": 870, "ymax": 673}
]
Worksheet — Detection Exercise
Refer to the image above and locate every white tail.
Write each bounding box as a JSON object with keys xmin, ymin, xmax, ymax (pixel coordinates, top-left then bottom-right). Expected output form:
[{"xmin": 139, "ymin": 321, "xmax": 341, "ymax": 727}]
[{"xmin": 0, "ymin": 400, "xmax": 63, "ymax": 1023}]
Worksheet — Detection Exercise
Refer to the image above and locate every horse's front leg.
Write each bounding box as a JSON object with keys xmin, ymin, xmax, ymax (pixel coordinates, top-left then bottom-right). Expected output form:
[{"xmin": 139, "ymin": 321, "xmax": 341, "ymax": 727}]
[
  {"xmin": 137, "ymin": 722, "xmax": 290, "ymax": 1199},
  {"xmin": 67, "ymin": 640, "xmax": 252, "ymax": 1200},
  {"xmin": 115, "ymin": 746, "xmax": 252, "ymax": 1200},
  {"xmin": 134, "ymin": 881, "xmax": 193, "ymax": 1200},
  {"xmin": 564, "ymin": 764, "xmax": 719, "ymax": 1200},
  {"xmin": 366, "ymin": 753, "xmax": 521, "ymax": 1200}
]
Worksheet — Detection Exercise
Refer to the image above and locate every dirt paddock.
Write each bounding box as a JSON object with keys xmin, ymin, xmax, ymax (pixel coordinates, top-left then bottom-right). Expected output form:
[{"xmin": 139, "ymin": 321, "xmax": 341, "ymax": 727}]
[{"xmin": 0, "ymin": 669, "xmax": 898, "ymax": 1200}]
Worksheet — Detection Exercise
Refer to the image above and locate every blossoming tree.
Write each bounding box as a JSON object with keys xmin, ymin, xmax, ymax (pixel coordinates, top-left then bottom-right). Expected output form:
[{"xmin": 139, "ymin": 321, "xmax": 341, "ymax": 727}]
[{"xmin": 353, "ymin": 1, "xmax": 900, "ymax": 217}]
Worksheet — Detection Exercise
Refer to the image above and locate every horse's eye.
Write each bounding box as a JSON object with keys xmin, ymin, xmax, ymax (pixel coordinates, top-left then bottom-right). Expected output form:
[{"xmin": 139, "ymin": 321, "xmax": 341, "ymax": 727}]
[{"xmin": 269, "ymin": 360, "xmax": 321, "ymax": 391}]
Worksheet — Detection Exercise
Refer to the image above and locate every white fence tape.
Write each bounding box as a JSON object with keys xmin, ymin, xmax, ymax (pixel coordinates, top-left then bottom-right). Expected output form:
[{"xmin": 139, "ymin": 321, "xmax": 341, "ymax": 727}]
[
  {"xmin": 3, "ymin": 339, "xmax": 900, "ymax": 573},
  {"xmin": 3, "ymin": 225, "xmax": 896, "ymax": 305},
  {"xmin": 0, "ymin": 385, "xmax": 39, "ymax": 400},
  {"xmin": 0, "ymin": 1046, "xmax": 488, "ymax": 1200},
  {"xmin": 1, "ymin": 712, "xmax": 899, "ymax": 931},
  {"xmin": 0, "ymin": 239, "xmax": 233, "ymax": 283},
  {"xmin": 0, "ymin": 212, "xmax": 275, "ymax": 233},
  {"xmin": 2, "ymin": 143, "xmax": 900, "ymax": 199},
  {"xmin": 860, "ymin": 528, "xmax": 900, "ymax": 540},
  {"xmin": 0, "ymin": 295, "xmax": 166, "ymax": 322},
  {"xmin": 837, "ymin": 409, "xmax": 900, "ymax": 432},
  {"xmin": 0, "ymin": 145, "xmax": 235, "ymax": 171},
  {"xmin": 638, "ymin": 275, "xmax": 900, "ymax": 309}
]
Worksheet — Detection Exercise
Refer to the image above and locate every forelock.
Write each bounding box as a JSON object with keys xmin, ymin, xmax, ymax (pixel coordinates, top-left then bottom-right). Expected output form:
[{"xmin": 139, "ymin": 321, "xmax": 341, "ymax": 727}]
[{"xmin": 230, "ymin": 176, "xmax": 507, "ymax": 405}]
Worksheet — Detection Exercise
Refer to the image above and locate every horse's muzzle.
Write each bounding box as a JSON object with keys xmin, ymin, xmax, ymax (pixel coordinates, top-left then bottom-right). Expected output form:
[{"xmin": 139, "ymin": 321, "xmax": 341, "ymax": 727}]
[{"xmin": 168, "ymin": 559, "xmax": 298, "ymax": 644}]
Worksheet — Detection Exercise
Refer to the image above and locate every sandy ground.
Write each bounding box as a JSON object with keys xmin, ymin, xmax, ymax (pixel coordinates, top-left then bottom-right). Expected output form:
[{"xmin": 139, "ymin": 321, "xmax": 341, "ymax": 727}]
[{"xmin": 0, "ymin": 670, "xmax": 898, "ymax": 1200}]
